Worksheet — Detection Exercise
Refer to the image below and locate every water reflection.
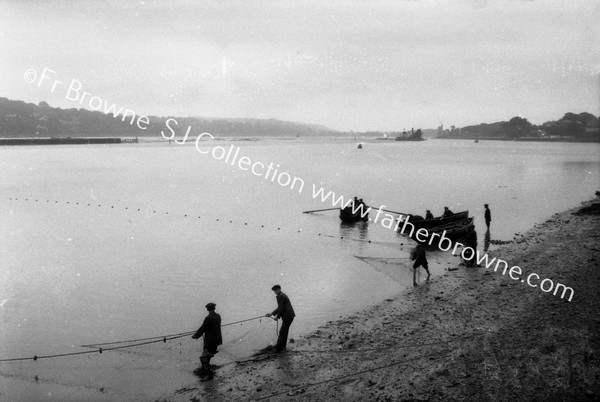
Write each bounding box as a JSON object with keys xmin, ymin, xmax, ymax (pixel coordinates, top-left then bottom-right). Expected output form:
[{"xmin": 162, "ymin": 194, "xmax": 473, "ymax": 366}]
[
  {"xmin": 461, "ymin": 229, "xmax": 478, "ymax": 267},
  {"xmin": 484, "ymin": 229, "xmax": 491, "ymax": 252},
  {"xmin": 339, "ymin": 220, "xmax": 369, "ymax": 253}
]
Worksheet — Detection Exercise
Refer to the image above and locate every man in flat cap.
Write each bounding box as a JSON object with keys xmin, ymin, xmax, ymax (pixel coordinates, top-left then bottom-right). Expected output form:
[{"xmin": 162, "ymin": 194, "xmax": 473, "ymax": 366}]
[
  {"xmin": 192, "ymin": 302, "xmax": 222, "ymax": 380},
  {"xmin": 484, "ymin": 204, "xmax": 491, "ymax": 229},
  {"xmin": 265, "ymin": 285, "xmax": 295, "ymax": 353}
]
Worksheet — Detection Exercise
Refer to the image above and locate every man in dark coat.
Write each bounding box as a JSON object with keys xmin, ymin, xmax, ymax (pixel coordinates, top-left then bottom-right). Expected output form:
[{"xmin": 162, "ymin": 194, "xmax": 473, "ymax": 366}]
[
  {"xmin": 265, "ymin": 285, "xmax": 295, "ymax": 353},
  {"xmin": 192, "ymin": 302, "xmax": 222, "ymax": 380},
  {"xmin": 410, "ymin": 243, "xmax": 431, "ymax": 286},
  {"xmin": 484, "ymin": 204, "xmax": 491, "ymax": 228}
]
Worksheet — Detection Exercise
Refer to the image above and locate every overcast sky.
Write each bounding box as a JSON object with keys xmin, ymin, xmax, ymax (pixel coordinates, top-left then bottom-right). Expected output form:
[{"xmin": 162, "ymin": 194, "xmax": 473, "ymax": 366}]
[{"xmin": 1, "ymin": 0, "xmax": 598, "ymax": 131}]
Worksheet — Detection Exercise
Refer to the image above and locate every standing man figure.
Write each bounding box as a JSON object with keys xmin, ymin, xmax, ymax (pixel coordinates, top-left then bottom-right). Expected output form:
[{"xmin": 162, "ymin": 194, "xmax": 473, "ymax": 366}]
[
  {"xmin": 484, "ymin": 204, "xmax": 491, "ymax": 228},
  {"xmin": 410, "ymin": 243, "xmax": 431, "ymax": 286},
  {"xmin": 265, "ymin": 285, "xmax": 295, "ymax": 353},
  {"xmin": 191, "ymin": 302, "xmax": 222, "ymax": 381}
]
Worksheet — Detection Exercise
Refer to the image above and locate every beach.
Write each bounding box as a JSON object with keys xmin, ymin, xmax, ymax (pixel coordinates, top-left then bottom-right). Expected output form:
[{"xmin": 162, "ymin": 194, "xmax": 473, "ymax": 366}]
[{"xmin": 165, "ymin": 195, "xmax": 600, "ymax": 402}]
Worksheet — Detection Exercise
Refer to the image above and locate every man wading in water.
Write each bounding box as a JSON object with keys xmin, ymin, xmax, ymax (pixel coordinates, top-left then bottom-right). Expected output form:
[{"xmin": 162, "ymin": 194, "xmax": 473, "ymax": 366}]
[{"xmin": 191, "ymin": 302, "xmax": 222, "ymax": 381}]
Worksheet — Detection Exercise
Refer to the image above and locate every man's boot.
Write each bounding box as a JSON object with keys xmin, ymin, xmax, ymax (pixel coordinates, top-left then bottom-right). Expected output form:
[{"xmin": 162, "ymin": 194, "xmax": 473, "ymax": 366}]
[
  {"xmin": 201, "ymin": 368, "xmax": 214, "ymax": 381},
  {"xmin": 193, "ymin": 366, "xmax": 207, "ymax": 377}
]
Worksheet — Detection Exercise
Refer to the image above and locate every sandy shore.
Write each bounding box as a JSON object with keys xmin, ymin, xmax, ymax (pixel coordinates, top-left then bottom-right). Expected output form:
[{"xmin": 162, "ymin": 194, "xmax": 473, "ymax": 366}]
[{"xmin": 164, "ymin": 196, "xmax": 600, "ymax": 402}]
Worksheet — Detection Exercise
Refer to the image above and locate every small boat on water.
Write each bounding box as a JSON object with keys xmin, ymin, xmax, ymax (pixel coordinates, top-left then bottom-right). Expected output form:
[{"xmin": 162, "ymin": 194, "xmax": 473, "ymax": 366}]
[
  {"xmin": 398, "ymin": 211, "xmax": 469, "ymax": 230},
  {"xmin": 339, "ymin": 207, "xmax": 369, "ymax": 223},
  {"xmin": 357, "ymin": 143, "xmax": 363, "ymax": 149}
]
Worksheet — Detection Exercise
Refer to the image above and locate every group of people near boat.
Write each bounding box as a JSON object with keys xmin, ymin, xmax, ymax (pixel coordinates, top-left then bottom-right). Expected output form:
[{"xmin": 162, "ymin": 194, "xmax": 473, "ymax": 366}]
[
  {"xmin": 424, "ymin": 205, "xmax": 490, "ymax": 226},
  {"xmin": 414, "ymin": 204, "xmax": 492, "ymax": 276},
  {"xmin": 340, "ymin": 197, "xmax": 367, "ymax": 213},
  {"xmin": 191, "ymin": 203, "xmax": 493, "ymax": 379},
  {"xmin": 424, "ymin": 206, "xmax": 455, "ymax": 220}
]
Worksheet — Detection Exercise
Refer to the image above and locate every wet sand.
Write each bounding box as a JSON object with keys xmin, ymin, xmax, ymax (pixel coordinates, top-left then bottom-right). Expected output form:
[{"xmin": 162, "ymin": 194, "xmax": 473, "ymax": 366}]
[{"xmin": 164, "ymin": 196, "xmax": 600, "ymax": 402}]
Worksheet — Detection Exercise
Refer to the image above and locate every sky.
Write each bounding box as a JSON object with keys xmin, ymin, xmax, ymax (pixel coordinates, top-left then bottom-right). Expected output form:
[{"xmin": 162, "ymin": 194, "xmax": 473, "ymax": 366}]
[{"xmin": 1, "ymin": 0, "xmax": 599, "ymax": 131}]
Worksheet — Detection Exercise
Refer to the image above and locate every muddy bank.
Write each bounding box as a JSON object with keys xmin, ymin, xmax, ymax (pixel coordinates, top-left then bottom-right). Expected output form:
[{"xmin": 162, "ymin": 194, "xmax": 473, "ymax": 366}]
[{"xmin": 164, "ymin": 197, "xmax": 600, "ymax": 402}]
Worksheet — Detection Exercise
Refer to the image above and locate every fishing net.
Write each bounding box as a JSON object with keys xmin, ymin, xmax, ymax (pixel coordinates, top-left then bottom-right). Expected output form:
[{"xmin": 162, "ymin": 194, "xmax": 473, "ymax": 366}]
[{"xmin": 0, "ymin": 316, "xmax": 278, "ymax": 401}]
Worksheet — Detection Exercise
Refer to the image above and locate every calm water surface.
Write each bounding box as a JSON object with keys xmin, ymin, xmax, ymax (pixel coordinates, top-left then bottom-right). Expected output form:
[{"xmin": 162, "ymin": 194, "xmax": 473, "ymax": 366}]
[{"xmin": 1, "ymin": 138, "xmax": 598, "ymax": 400}]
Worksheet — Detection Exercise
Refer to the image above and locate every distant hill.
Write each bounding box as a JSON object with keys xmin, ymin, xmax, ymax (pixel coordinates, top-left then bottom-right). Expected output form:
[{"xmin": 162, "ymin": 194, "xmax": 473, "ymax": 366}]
[
  {"xmin": 437, "ymin": 113, "xmax": 599, "ymax": 140},
  {"xmin": 0, "ymin": 97, "xmax": 338, "ymax": 138}
]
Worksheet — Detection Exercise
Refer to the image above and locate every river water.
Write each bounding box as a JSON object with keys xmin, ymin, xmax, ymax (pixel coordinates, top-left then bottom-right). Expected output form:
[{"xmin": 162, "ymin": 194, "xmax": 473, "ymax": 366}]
[{"xmin": 1, "ymin": 138, "xmax": 598, "ymax": 400}]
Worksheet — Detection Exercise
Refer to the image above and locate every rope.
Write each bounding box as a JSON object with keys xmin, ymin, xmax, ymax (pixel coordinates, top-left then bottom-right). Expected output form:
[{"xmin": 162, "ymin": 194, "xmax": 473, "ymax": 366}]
[
  {"xmin": 80, "ymin": 331, "xmax": 194, "ymax": 348},
  {"xmin": 81, "ymin": 315, "xmax": 265, "ymax": 348},
  {"xmin": 7, "ymin": 197, "xmax": 405, "ymax": 246},
  {"xmin": 354, "ymin": 256, "xmax": 412, "ymax": 263},
  {"xmin": 249, "ymin": 348, "xmax": 448, "ymax": 401},
  {"xmin": 0, "ymin": 315, "xmax": 266, "ymax": 363},
  {"xmin": 290, "ymin": 333, "xmax": 481, "ymax": 354},
  {"xmin": 249, "ymin": 330, "xmax": 541, "ymax": 400}
]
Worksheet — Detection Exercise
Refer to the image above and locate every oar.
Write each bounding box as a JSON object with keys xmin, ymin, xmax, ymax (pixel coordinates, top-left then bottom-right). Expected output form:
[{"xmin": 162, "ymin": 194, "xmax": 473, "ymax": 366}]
[
  {"xmin": 381, "ymin": 208, "xmax": 412, "ymax": 216},
  {"xmin": 302, "ymin": 207, "xmax": 340, "ymax": 214}
]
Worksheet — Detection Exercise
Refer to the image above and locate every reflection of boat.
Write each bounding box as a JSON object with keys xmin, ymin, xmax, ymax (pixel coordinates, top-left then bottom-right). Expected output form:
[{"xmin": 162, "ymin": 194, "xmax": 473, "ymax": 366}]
[
  {"xmin": 395, "ymin": 128, "xmax": 425, "ymax": 141},
  {"xmin": 398, "ymin": 211, "xmax": 469, "ymax": 230},
  {"xmin": 339, "ymin": 207, "xmax": 369, "ymax": 223}
]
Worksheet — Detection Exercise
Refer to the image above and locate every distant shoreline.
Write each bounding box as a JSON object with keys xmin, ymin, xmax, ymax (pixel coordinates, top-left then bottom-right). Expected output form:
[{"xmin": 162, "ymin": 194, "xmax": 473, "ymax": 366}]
[
  {"xmin": 435, "ymin": 136, "xmax": 600, "ymax": 143},
  {"xmin": 0, "ymin": 137, "xmax": 137, "ymax": 146},
  {"xmin": 2, "ymin": 135, "xmax": 599, "ymax": 146}
]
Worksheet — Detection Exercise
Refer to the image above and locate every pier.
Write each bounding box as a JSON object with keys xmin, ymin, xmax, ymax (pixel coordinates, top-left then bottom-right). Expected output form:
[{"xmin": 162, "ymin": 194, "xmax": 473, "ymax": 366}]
[{"xmin": 0, "ymin": 137, "xmax": 138, "ymax": 146}]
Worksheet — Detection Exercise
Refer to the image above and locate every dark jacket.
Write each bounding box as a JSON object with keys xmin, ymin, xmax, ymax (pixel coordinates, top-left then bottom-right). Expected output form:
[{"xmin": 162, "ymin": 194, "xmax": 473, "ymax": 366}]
[
  {"xmin": 272, "ymin": 292, "xmax": 295, "ymax": 322},
  {"xmin": 442, "ymin": 209, "xmax": 454, "ymax": 218},
  {"xmin": 412, "ymin": 245, "xmax": 427, "ymax": 266},
  {"xmin": 192, "ymin": 311, "xmax": 222, "ymax": 352},
  {"xmin": 485, "ymin": 208, "xmax": 491, "ymax": 223}
]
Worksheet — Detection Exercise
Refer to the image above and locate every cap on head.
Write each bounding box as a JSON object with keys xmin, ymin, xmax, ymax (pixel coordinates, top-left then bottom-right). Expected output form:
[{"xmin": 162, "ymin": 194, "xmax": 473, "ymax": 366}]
[
  {"xmin": 271, "ymin": 285, "xmax": 281, "ymax": 291},
  {"xmin": 205, "ymin": 302, "xmax": 216, "ymax": 310}
]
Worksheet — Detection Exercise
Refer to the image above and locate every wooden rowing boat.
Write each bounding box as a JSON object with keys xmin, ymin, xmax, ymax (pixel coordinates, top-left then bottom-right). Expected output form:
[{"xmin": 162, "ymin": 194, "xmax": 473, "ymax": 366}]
[
  {"xmin": 398, "ymin": 211, "xmax": 469, "ymax": 230},
  {"xmin": 339, "ymin": 206, "xmax": 369, "ymax": 223},
  {"xmin": 410, "ymin": 217, "xmax": 475, "ymax": 241}
]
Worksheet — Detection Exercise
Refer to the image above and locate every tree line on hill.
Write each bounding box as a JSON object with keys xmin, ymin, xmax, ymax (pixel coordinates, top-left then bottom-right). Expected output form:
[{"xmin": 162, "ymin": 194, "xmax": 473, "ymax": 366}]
[
  {"xmin": 0, "ymin": 97, "xmax": 336, "ymax": 138},
  {"xmin": 2, "ymin": 97, "xmax": 597, "ymax": 140},
  {"xmin": 437, "ymin": 113, "xmax": 599, "ymax": 139}
]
